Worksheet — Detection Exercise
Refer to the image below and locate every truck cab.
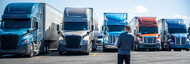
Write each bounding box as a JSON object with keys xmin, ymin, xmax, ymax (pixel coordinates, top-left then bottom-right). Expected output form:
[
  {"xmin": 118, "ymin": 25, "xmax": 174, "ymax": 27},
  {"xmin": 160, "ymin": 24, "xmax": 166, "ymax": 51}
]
[
  {"xmin": 129, "ymin": 17, "xmax": 161, "ymax": 51},
  {"xmin": 0, "ymin": 3, "xmax": 42, "ymax": 57},
  {"xmin": 58, "ymin": 8, "xmax": 98, "ymax": 55},
  {"xmin": 102, "ymin": 13, "xmax": 127, "ymax": 52},
  {"xmin": 0, "ymin": 3, "xmax": 63, "ymax": 57},
  {"xmin": 158, "ymin": 19, "xmax": 190, "ymax": 51}
]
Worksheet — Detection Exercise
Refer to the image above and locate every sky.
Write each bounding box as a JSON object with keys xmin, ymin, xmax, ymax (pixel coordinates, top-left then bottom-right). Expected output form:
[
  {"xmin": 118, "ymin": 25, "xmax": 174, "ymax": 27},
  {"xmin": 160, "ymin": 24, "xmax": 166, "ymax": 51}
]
[{"xmin": 0, "ymin": 0, "xmax": 190, "ymax": 28}]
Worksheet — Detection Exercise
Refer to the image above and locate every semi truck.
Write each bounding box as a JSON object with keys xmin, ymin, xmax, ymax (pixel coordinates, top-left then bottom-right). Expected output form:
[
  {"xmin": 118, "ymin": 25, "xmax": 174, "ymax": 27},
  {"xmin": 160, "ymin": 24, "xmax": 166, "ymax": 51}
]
[
  {"xmin": 0, "ymin": 3, "xmax": 63, "ymax": 57},
  {"xmin": 129, "ymin": 17, "xmax": 161, "ymax": 51},
  {"xmin": 158, "ymin": 19, "xmax": 190, "ymax": 51},
  {"xmin": 102, "ymin": 13, "xmax": 127, "ymax": 52},
  {"xmin": 58, "ymin": 7, "xmax": 98, "ymax": 55}
]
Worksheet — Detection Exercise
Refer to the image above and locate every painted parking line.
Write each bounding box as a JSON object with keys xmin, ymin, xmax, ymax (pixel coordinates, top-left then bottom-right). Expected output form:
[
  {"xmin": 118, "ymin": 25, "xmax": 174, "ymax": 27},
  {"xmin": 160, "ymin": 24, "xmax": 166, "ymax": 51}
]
[{"xmin": 92, "ymin": 48, "xmax": 103, "ymax": 56}]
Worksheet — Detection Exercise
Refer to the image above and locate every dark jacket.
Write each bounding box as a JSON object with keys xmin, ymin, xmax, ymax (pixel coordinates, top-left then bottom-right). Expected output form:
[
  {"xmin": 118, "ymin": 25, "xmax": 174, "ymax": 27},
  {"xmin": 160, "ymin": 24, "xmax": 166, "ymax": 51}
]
[{"xmin": 116, "ymin": 32, "xmax": 135, "ymax": 55}]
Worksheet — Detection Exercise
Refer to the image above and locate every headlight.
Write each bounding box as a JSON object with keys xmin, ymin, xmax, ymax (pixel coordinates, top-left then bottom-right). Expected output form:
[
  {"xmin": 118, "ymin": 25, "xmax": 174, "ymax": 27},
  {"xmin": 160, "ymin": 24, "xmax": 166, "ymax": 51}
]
[
  {"xmin": 168, "ymin": 38, "xmax": 174, "ymax": 44},
  {"xmin": 168, "ymin": 39, "xmax": 173, "ymax": 42},
  {"xmin": 59, "ymin": 40, "xmax": 66, "ymax": 45},
  {"xmin": 80, "ymin": 36, "xmax": 89, "ymax": 45},
  {"xmin": 186, "ymin": 39, "xmax": 190, "ymax": 44},
  {"xmin": 21, "ymin": 39, "xmax": 29, "ymax": 45},
  {"xmin": 80, "ymin": 40, "xmax": 88, "ymax": 45},
  {"xmin": 139, "ymin": 40, "xmax": 143, "ymax": 44}
]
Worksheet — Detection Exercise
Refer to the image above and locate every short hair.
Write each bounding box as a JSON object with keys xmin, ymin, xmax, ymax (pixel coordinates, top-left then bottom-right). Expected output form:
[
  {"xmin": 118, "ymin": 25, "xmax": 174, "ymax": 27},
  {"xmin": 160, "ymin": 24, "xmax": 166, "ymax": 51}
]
[{"xmin": 125, "ymin": 25, "xmax": 131, "ymax": 31}]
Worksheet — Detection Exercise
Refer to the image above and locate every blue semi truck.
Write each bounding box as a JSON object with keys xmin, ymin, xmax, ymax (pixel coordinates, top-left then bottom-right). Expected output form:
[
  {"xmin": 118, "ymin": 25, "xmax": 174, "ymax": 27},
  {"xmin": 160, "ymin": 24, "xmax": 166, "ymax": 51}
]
[
  {"xmin": 102, "ymin": 13, "xmax": 128, "ymax": 52},
  {"xmin": 158, "ymin": 19, "xmax": 190, "ymax": 51},
  {"xmin": 0, "ymin": 3, "xmax": 63, "ymax": 57}
]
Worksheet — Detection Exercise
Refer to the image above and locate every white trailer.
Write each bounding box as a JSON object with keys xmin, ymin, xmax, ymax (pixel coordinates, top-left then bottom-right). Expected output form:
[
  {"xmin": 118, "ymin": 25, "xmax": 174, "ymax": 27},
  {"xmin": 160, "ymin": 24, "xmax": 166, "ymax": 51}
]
[{"xmin": 41, "ymin": 3, "xmax": 63, "ymax": 51}]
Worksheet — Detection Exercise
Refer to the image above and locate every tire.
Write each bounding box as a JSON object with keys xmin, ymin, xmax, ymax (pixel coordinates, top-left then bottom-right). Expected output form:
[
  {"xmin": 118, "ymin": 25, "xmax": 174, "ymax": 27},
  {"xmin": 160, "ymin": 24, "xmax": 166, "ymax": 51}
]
[
  {"xmin": 92, "ymin": 41, "xmax": 97, "ymax": 51},
  {"xmin": 173, "ymin": 49, "xmax": 181, "ymax": 51},
  {"xmin": 103, "ymin": 45, "xmax": 107, "ymax": 52},
  {"xmin": 168, "ymin": 48, "xmax": 172, "ymax": 51},
  {"xmin": 157, "ymin": 49, "xmax": 161, "ymax": 51},
  {"xmin": 84, "ymin": 51, "xmax": 90, "ymax": 55},
  {"xmin": 135, "ymin": 44, "xmax": 139, "ymax": 51},
  {"xmin": 46, "ymin": 46, "xmax": 49, "ymax": 53},
  {"xmin": 0, "ymin": 54, "xmax": 2, "ymax": 58},
  {"xmin": 43, "ymin": 44, "xmax": 47, "ymax": 54},
  {"xmin": 92, "ymin": 44, "xmax": 97, "ymax": 51},
  {"xmin": 26, "ymin": 43, "xmax": 34, "ymax": 57},
  {"xmin": 186, "ymin": 49, "xmax": 189, "ymax": 51},
  {"xmin": 59, "ymin": 51, "xmax": 63, "ymax": 55},
  {"xmin": 103, "ymin": 48, "xmax": 107, "ymax": 52},
  {"xmin": 90, "ymin": 42, "xmax": 92, "ymax": 52},
  {"xmin": 85, "ymin": 43, "xmax": 91, "ymax": 55},
  {"xmin": 149, "ymin": 49, "xmax": 156, "ymax": 51}
]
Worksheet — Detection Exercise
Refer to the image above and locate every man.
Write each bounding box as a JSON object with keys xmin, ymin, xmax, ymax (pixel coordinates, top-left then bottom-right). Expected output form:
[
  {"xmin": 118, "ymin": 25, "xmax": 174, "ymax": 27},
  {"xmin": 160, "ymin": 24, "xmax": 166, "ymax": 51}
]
[{"xmin": 116, "ymin": 25, "xmax": 135, "ymax": 64}]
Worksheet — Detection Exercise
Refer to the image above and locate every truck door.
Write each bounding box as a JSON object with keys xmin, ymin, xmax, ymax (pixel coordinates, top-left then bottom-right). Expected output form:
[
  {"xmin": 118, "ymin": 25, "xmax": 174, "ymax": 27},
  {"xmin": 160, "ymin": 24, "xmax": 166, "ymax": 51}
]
[
  {"xmin": 31, "ymin": 18, "xmax": 38, "ymax": 50},
  {"xmin": 32, "ymin": 18, "xmax": 41, "ymax": 51}
]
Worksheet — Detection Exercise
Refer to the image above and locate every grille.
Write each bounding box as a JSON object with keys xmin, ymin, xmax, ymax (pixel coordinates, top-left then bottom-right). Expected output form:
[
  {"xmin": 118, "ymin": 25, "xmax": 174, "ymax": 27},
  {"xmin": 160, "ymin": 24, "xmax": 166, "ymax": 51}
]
[
  {"xmin": 65, "ymin": 36, "xmax": 81, "ymax": 48},
  {"xmin": 143, "ymin": 37, "xmax": 157, "ymax": 44},
  {"xmin": 175, "ymin": 38, "xmax": 180, "ymax": 45},
  {"xmin": 0, "ymin": 34, "xmax": 19, "ymax": 50},
  {"xmin": 175, "ymin": 38, "xmax": 186, "ymax": 45},
  {"xmin": 109, "ymin": 36, "xmax": 119, "ymax": 44},
  {"xmin": 97, "ymin": 41, "xmax": 101, "ymax": 43}
]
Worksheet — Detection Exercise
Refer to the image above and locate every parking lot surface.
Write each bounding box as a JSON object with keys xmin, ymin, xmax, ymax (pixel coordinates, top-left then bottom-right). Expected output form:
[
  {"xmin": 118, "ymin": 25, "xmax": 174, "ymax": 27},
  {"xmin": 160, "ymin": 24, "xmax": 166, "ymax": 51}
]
[{"xmin": 0, "ymin": 46, "xmax": 190, "ymax": 64}]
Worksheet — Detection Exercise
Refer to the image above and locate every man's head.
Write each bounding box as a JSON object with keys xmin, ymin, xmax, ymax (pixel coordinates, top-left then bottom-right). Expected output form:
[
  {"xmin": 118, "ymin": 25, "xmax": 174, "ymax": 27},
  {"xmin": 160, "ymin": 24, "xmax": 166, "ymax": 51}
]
[{"xmin": 124, "ymin": 25, "xmax": 131, "ymax": 32}]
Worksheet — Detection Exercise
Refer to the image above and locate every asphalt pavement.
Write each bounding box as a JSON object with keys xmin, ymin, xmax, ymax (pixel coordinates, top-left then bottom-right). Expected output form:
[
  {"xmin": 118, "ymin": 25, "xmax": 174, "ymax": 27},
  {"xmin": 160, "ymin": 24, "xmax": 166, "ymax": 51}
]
[{"xmin": 0, "ymin": 46, "xmax": 190, "ymax": 64}]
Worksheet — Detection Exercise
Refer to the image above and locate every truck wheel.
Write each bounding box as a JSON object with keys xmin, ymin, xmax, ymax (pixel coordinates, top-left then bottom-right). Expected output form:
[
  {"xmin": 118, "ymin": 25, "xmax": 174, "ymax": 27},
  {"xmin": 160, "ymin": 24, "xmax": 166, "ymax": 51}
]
[
  {"xmin": 59, "ymin": 51, "xmax": 63, "ymax": 55},
  {"xmin": 103, "ymin": 48, "xmax": 107, "ymax": 52},
  {"xmin": 103, "ymin": 45, "xmax": 107, "ymax": 52},
  {"xmin": 186, "ymin": 49, "xmax": 189, "ymax": 51},
  {"xmin": 149, "ymin": 49, "xmax": 156, "ymax": 51},
  {"xmin": 0, "ymin": 54, "xmax": 2, "ymax": 58},
  {"xmin": 173, "ymin": 49, "xmax": 181, "ymax": 51},
  {"xmin": 135, "ymin": 44, "xmax": 139, "ymax": 51},
  {"xmin": 92, "ymin": 44, "xmax": 97, "ymax": 51},
  {"xmin": 168, "ymin": 48, "xmax": 172, "ymax": 51},
  {"xmin": 26, "ymin": 43, "xmax": 34, "ymax": 57},
  {"xmin": 90, "ymin": 42, "xmax": 92, "ymax": 52},
  {"xmin": 46, "ymin": 46, "xmax": 49, "ymax": 53},
  {"xmin": 43, "ymin": 45, "xmax": 47, "ymax": 54},
  {"xmin": 84, "ymin": 51, "xmax": 90, "ymax": 55}
]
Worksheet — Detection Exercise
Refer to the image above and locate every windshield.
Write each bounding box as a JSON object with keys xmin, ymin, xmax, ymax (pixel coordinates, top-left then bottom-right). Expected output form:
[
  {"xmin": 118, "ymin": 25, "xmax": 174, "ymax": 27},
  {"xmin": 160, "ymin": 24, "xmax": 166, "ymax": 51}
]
[
  {"xmin": 139, "ymin": 27, "xmax": 158, "ymax": 34},
  {"xmin": 107, "ymin": 25, "xmax": 125, "ymax": 31},
  {"xmin": 63, "ymin": 22, "xmax": 88, "ymax": 30},
  {"xmin": 0, "ymin": 19, "xmax": 31, "ymax": 28},
  {"xmin": 168, "ymin": 28, "xmax": 187, "ymax": 33}
]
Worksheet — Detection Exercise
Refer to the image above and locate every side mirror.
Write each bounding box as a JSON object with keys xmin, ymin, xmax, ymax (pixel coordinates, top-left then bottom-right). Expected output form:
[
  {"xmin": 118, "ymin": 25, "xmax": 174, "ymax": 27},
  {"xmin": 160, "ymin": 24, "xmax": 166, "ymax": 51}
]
[
  {"xmin": 27, "ymin": 30, "xmax": 32, "ymax": 33},
  {"xmin": 134, "ymin": 30, "xmax": 136, "ymax": 34},
  {"xmin": 58, "ymin": 31, "xmax": 61, "ymax": 34},
  {"xmin": 35, "ymin": 22, "xmax": 38, "ymax": 29},
  {"xmin": 87, "ymin": 31, "xmax": 90, "ymax": 34},
  {"xmin": 57, "ymin": 25, "xmax": 59, "ymax": 31},
  {"xmin": 58, "ymin": 31, "xmax": 64, "ymax": 37}
]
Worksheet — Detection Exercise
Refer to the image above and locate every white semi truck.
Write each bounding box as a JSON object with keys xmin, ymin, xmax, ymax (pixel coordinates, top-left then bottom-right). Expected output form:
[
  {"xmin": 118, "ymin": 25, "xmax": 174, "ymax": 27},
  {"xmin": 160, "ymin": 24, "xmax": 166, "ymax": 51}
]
[{"xmin": 58, "ymin": 7, "xmax": 98, "ymax": 55}]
